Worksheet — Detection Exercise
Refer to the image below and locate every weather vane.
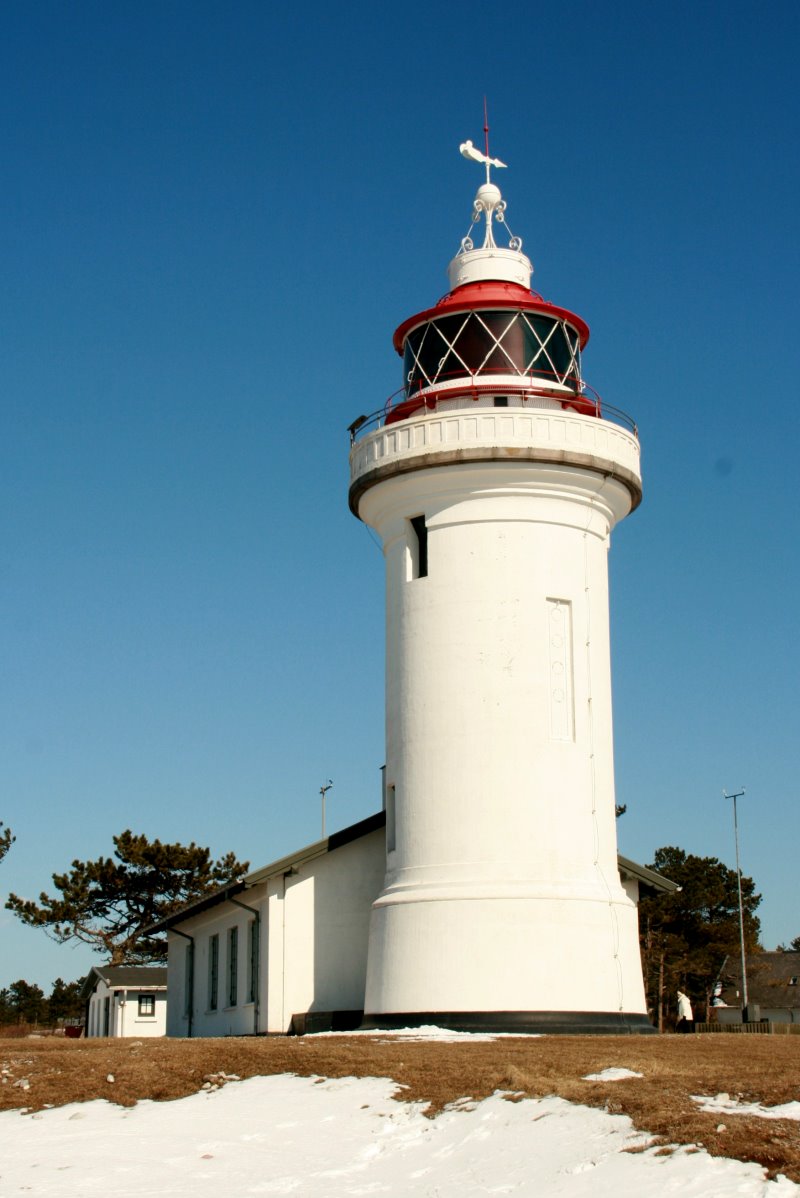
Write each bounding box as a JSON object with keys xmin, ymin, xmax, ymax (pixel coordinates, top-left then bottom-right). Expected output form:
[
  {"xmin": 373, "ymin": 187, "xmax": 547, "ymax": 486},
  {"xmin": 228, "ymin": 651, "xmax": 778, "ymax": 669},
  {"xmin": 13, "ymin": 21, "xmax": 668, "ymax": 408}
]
[
  {"xmin": 457, "ymin": 101, "xmax": 520, "ymax": 254},
  {"xmin": 459, "ymin": 98, "xmax": 507, "ymax": 184}
]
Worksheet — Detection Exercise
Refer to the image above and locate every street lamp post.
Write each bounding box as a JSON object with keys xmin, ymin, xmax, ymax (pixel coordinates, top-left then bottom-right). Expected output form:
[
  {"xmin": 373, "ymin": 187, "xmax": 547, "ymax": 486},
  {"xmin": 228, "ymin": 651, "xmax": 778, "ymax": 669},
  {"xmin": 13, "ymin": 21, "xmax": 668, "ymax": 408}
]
[{"xmin": 723, "ymin": 788, "xmax": 749, "ymax": 1021}]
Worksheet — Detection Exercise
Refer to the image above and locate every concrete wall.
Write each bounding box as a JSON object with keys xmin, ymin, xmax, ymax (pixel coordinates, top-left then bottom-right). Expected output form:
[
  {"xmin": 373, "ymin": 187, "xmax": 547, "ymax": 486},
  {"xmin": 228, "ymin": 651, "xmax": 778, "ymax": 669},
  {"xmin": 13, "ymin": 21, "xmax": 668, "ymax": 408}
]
[{"xmin": 357, "ymin": 449, "xmax": 648, "ymax": 1022}]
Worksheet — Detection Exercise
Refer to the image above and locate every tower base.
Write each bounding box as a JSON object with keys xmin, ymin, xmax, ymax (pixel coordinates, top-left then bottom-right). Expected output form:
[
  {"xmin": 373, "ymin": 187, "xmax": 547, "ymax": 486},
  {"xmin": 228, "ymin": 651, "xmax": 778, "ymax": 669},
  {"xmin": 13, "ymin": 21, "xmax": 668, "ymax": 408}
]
[{"xmin": 361, "ymin": 1010, "xmax": 657, "ymax": 1035}]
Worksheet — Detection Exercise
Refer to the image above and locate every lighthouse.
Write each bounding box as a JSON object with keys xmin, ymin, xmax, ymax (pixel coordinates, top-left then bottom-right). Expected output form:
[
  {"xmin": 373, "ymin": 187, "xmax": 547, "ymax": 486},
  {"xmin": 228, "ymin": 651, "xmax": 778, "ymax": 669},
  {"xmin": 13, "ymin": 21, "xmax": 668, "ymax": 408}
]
[{"xmin": 348, "ymin": 138, "xmax": 652, "ymax": 1033}]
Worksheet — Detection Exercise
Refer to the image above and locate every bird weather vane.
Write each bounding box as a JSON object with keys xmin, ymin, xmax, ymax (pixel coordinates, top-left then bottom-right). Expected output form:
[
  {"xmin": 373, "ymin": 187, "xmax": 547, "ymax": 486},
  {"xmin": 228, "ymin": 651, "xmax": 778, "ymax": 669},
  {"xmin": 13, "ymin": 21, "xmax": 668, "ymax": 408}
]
[
  {"xmin": 459, "ymin": 139, "xmax": 507, "ymax": 183},
  {"xmin": 459, "ymin": 98, "xmax": 507, "ymax": 184},
  {"xmin": 457, "ymin": 103, "xmax": 520, "ymax": 253}
]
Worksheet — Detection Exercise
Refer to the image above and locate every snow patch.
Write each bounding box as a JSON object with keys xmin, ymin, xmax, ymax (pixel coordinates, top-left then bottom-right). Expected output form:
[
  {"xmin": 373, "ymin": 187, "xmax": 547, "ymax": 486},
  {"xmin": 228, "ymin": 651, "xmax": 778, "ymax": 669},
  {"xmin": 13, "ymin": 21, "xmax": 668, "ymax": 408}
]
[
  {"xmin": 692, "ymin": 1093, "xmax": 800, "ymax": 1121},
  {"xmin": 0, "ymin": 1074, "xmax": 797, "ymax": 1196},
  {"xmin": 306, "ymin": 1024, "xmax": 540, "ymax": 1042},
  {"xmin": 582, "ymin": 1068, "xmax": 644, "ymax": 1082}
]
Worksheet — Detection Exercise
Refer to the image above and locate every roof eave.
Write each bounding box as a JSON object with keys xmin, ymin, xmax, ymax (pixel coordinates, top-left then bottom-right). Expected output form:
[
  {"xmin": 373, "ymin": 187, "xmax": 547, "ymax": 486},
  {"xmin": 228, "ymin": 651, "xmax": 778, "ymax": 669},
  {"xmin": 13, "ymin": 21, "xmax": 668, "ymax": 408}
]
[
  {"xmin": 148, "ymin": 813, "xmax": 388, "ymax": 934},
  {"xmin": 618, "ymin": 853, "xmax": 680, "ymax": 894}
]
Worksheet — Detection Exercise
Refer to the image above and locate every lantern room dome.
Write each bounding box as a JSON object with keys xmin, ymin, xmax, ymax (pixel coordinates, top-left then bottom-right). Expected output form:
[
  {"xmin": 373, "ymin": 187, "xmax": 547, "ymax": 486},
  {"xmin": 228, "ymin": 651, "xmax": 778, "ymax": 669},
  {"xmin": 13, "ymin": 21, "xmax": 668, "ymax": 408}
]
[{"xmin": 393, "ymin": 280, "xmax": 590, "ymax": 355}]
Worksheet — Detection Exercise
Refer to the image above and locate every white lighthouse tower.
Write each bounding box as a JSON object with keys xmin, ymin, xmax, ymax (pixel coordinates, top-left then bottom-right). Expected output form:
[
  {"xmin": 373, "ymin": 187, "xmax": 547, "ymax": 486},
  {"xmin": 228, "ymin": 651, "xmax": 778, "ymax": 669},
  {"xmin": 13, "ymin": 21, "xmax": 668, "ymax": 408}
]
[{"xmin": 349, "ymin": 138, "xmax": 651, "ymax": 1033}]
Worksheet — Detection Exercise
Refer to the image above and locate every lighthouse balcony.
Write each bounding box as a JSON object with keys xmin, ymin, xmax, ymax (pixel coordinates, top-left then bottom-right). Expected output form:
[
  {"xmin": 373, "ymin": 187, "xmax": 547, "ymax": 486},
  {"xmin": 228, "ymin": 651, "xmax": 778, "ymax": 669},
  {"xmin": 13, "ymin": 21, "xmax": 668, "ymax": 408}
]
[
  {"xmin": 385, "ymin": 379, "xmax": 598, "ymax": 427},
  {"xmin": 350, "ymin": 375, "xmax": 636, "ymax": 437},
  {"xmin": 348, "ymin": 396, "xmax": 642, "ymax": 517}
]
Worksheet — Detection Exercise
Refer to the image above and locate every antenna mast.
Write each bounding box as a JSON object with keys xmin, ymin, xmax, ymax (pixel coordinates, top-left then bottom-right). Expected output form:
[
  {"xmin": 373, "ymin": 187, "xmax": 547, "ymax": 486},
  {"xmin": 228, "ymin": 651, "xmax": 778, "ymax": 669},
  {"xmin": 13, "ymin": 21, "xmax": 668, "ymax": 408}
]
[
  {"xmin": 724, "ymin": 787, "xmax": 750, "ymax": 1019},
  {"xmin": 483, "ymin": 97, "xmax": 491, "ymax": 182},
  {"xmin": 319, "ymin": 779, "xmax": 333, "ymax": 838}
]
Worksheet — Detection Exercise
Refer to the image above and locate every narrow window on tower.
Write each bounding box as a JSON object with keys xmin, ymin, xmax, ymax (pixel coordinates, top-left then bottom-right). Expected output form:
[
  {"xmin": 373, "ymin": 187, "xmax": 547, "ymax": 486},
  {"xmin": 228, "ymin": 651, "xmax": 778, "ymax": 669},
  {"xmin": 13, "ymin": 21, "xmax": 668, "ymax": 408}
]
[
  {"xmin": 407, "ymin": 515, "xmax": 428, "ymax": 580},
  {"xmin": 493, "ymin": 396, "xmax": 509, "ymax": 407},
  {"xmin": 386, "ymin": 784, "xmax": 396, "ymax": 854}
]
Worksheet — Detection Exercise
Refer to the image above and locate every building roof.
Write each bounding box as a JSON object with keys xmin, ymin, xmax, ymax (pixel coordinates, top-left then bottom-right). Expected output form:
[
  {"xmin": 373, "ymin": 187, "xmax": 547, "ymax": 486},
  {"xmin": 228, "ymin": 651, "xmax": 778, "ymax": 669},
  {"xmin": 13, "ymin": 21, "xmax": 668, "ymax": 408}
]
[
  {"xmin": 618, "ymin": 853, "xmax": 680, "ymax": 896},
  {"xmin": 79, "ymin": 965, "xmax": 168, "ymax": 1001},
  {"xmin": 149, "ymin": 811, "xmax": 676, "ymax": 934},
  {"xmin": 717, "ymin": 951, "xmax": 800, "ymax": 1010},
  {"xmin": 146, "ymin": 878, "xmax": 248, "ymax": 935},
  {"xmin": 245, "ymin": 811, "xmax": 386, "ymax": 887}
]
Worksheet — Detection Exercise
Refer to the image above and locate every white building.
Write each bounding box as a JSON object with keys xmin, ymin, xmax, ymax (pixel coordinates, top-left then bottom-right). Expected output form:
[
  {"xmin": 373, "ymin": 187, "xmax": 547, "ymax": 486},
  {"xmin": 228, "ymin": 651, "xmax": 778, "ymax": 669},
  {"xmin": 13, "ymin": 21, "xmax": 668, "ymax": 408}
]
[
  {"xmin": 80, "ymin": 965, "xmax": 167, "ymax": 1038},
  {"xmin": 156, "ymin": 814, "xmax": 385, "ymax": 1037},
  {"xmin": 155, "ymin": 813, "xmax": 673, "ymax": 1036},
  {"xmin": 348, "ymin": 142, "xmax": 652, "ymax": 1033},
  {"xmin": 158, "ymin": 138, "xmax": 675, "ymax": 1035}
]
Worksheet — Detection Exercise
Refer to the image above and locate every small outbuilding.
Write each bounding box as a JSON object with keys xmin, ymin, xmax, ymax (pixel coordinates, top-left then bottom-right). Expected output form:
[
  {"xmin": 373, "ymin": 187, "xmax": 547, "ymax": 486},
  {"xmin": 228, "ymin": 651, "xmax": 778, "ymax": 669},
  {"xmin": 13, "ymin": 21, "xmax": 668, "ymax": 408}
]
[
  {"xmin": 80, "ymin": 965, "xmax": 168, "ymax": 1038},
  {"xmin": 714, "ymin": 951, "xmax": 800, "ymax": 1024}
]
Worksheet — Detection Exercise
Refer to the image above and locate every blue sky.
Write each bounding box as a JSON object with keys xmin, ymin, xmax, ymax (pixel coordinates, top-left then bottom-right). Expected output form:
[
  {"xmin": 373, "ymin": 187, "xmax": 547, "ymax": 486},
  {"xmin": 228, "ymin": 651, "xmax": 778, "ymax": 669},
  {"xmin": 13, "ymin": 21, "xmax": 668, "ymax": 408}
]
[{"xmin": 2, "ymin": 1, "xmax": 798, "ymax": 989}]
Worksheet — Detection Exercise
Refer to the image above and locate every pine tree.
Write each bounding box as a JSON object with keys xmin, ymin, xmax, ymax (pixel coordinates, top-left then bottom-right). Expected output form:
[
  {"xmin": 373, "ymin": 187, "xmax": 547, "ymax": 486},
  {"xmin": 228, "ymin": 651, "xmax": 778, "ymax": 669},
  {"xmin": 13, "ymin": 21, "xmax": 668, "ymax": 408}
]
[
  {"xmin": 638, "ymin": 845, "xmax": 761, "ymax": 1028},
  {"xmin": 0, "ymin": 822, "xmax": 13, "ymax": 865},
  {"xmin": 6, "ymin": 980, "xmax": 46, "ymax": 1025},
  {"xmin": 47, "ymin": 977, "xmax": 84, "ymax": 1024},
  {"xmin": 0, "ymin": 988, "xmax": 12, "ymax": 1025},
  {"xmin": 6, "ymin": 831, "xmax": 248, "ymax": 964}
]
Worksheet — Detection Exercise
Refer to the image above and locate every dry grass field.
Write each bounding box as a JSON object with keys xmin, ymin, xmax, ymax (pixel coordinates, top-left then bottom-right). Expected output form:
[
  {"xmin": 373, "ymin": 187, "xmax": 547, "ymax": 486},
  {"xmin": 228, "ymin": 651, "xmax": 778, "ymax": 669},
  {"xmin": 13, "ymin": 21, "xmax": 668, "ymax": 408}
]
[{"xmin": 1, "ymin": 1034, "xmax": 798, "ymax": 1181}]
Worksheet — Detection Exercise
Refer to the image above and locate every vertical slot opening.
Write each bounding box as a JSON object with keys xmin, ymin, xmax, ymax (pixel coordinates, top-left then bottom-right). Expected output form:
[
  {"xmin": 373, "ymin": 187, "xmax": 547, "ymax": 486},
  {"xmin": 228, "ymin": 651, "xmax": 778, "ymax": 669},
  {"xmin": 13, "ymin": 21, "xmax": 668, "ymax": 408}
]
[
  {"xmin": 386, "ymin": 784, "xmax": 396, "ymax": 854},
  {"xmin": 409, "ymin": 515, "xmax": 428, "ymax": 579}
]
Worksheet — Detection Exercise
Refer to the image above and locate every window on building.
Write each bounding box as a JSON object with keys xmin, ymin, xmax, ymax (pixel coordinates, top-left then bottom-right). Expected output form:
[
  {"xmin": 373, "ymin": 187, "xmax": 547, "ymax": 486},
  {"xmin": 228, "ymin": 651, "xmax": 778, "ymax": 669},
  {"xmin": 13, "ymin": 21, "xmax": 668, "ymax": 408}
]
[
  {"xmin": 408, "ymin": 515, "xmax": 428, "ymax": 579},
  {"xmin": 138, "ymin": 993, "xmax": 155, "ymax": 1017},
  {"xmin": 228, "ymin": 926, "xmax": 238, "ymax": 1007},
  {"xmin": 246, "ymin": 920, "xmax": 258, "ymax": 1004},
  {"xmin": 790, "ymin": 976, "xmax": 798, "ymax": 986},
  {"xmin": 208, "ymin": 933, "xmax": 219, "ymax": 1011},
  {"xmin": 493, "ymin": 395, "xmax": 509, "ymax": 407}
]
